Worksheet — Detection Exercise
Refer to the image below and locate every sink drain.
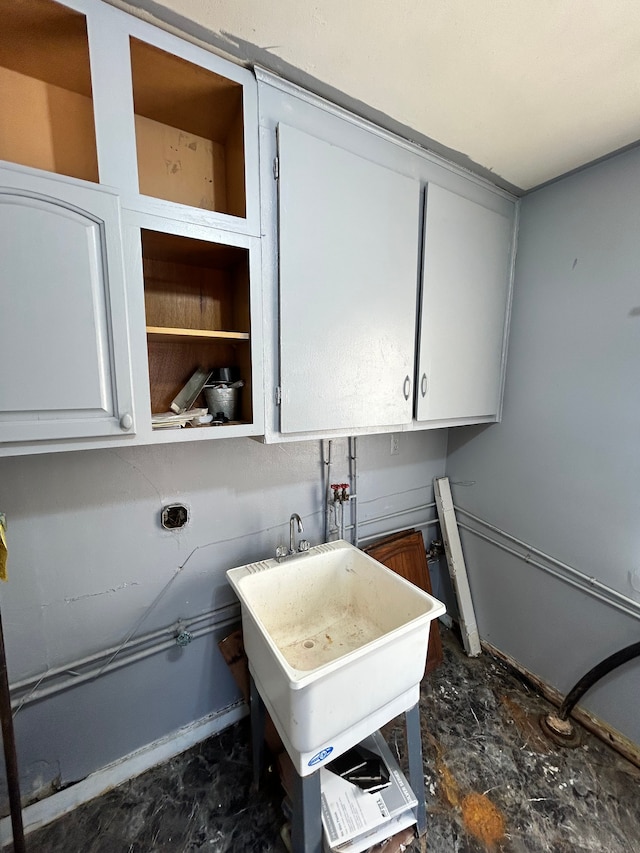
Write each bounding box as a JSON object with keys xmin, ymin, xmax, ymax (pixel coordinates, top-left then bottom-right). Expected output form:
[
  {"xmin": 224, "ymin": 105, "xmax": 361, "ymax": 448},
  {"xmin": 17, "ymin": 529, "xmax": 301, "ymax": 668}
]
[{"xmin": 303, "ymin": 639, "xmax": 315, "ymax": 649}]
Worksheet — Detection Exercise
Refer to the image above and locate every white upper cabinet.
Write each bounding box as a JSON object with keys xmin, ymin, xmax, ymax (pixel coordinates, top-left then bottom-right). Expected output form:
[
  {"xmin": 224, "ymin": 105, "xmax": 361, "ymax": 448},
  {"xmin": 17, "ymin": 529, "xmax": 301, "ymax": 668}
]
[
  {"xmin": 258, "ymin": 70, "xmax": 517, "ymax": 442},
  {"xmin": 0, "ymin": 166, "xmax": 133, "ymax": 447},
  {"xmin": 86, "ymin": 0, "xmax": 260, "ymax": 236},
  {"xmin": 278, "ymin": 124, "xmax": 420, "ymax": 433},
  {"xmin": 0, "ymin": 0, "xmax": 263, "ymax": 454},
  {"xmin": 0, "ymin": 1, "xmax": 516, "ymax": 453},
  {"xmin": 415, "ymin": 184, "xmax": 513, "ymax": 423}
]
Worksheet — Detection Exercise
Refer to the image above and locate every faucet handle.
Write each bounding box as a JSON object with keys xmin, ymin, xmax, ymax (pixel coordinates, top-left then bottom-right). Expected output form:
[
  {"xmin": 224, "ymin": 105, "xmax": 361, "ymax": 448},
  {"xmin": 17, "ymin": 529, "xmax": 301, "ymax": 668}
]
[
  {"xmin": 297, "ymin": 539, "xmax": 311, "ymax": 553},
  {"xmin": 275, "ymin": 544, "xmax": 288, "ymax": 562}
]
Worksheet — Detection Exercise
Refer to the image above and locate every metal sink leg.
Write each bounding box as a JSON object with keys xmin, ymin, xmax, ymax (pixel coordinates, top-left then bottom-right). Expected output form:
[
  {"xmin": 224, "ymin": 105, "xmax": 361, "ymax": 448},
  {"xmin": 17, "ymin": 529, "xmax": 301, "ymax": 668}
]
[
  {"xmin": 250, "ymin": 675, "xmax": 265, "ymax": 789},
  {"xmin": 291, "ymin": 768, "xmax": 322, "ymax": 853},
  {"xmin": 405, "ymin": 702, "xmax": 426, "ymax": 836}
]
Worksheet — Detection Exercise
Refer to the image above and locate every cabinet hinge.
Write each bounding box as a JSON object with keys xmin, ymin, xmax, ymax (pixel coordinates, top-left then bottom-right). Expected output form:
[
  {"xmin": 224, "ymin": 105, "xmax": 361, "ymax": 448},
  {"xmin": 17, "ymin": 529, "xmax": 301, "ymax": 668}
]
[
  {"xmin": 275, "ymin": 386, "xmax": 282, "ymax": 405},
  {"xmin": 273, "ymin": 156, "xmax": 279, "ymax": 180}
]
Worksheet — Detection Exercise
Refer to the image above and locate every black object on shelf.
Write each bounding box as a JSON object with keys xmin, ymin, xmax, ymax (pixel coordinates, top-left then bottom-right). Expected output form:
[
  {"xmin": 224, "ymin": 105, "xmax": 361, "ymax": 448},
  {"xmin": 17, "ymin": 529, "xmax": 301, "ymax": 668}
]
[
  {"xmin": 209, "ymin": 366, "xmax": 240, "ymax": 383},
  {"xmin": 327, "ymin": 744, "xmax": 391, "ymax": 793}
]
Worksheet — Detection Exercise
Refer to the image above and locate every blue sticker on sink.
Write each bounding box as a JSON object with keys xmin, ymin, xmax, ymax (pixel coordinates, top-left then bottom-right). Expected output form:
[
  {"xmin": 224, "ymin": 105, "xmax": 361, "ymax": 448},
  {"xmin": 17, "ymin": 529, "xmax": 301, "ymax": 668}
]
[{"xmin": 308, "ymin": 746, "xmax": 333, "ymax": 766}]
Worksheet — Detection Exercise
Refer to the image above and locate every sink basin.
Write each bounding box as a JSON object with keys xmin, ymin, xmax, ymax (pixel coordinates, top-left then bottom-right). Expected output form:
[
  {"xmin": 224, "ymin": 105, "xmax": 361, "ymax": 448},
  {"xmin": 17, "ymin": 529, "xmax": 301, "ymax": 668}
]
[{"xmin": 227, "ymin": 540, "xmax": 445, "ymax": 775}]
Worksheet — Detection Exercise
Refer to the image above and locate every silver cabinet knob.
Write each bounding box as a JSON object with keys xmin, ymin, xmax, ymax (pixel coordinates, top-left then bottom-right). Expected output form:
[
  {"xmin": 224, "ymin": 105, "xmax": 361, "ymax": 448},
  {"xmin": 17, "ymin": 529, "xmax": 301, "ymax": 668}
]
[
  {"xmin": 119, "ymin": 412, "xmax": 133, "ymax": 430},
  {"xmin": 403, "ymin": 375, "xmax": 411, "ymax": 400},
  {"xmin": 421, "ymin": 373, "xmax": 428, "ymax": 397}
]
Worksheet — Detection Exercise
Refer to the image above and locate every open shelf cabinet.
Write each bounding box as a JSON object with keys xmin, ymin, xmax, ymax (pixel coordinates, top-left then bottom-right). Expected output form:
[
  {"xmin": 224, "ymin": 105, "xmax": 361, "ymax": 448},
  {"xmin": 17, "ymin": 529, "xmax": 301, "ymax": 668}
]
[
  {"xmin": 140, "ymin": 228, "xmax": 253, "ymax": 427},
  {"xmin": 130, "ymin": 37, "xmax": 246, "ymax": 217},
  {"xmin": 0, "ymin": 0, "xmax": 98, "ymax": 183}
]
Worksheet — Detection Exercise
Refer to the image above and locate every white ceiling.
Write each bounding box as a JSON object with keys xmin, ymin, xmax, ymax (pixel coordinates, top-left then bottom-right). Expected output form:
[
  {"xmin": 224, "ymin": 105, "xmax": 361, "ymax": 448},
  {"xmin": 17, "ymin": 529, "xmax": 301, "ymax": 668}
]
[{"xmin": 123, "ymin": 0, "xmax": 640, "ymax": 192}]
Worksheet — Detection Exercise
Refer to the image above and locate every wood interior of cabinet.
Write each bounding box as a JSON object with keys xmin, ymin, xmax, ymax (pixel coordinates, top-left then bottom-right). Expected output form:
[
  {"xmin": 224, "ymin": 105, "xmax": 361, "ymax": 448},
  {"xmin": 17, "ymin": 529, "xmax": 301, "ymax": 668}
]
[
  {"xmin": 0, "ymin": 0, "xmax": 98, "ymax": 182},
  {"xmin": 141, "ymin": 229, "xmax": 252, "ymax": 421},
  {"xmin": 146, "ymin": 338, "xmax": 251, "ymax": 417},
  {"xmin": 143, "ymin": 258, "xmax": 249, "ymax": 333},
  {"xmin": 130, "ymin": 38, "xmax": 246, "ymax": 216},
  {"xmin": 364, "ymin": 530, "xmax": 443, "ymax": 675}
]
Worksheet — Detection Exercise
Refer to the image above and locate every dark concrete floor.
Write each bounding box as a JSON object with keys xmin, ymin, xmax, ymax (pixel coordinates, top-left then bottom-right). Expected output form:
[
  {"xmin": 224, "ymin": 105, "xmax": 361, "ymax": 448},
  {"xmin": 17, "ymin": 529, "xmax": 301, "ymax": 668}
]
[{"xmin": 24, "ymin": 628, "xmax": 640, "ymax": 852}]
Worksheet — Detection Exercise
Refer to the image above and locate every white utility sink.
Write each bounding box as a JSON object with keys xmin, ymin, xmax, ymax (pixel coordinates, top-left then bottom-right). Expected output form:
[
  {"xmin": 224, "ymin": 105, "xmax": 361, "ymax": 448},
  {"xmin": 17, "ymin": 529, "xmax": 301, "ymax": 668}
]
[{"xmin": 227, "ymin": 540, "xmax": 445, "ymax": 775}]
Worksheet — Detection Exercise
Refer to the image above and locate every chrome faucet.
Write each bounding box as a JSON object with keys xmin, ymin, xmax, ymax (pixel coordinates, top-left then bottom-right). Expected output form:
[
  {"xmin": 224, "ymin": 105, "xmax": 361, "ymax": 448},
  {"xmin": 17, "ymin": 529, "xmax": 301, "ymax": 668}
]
[
  {"xmin": 289, "ymin": 513, "xmax": 304, "ymax": 554},
  {"xmin": 275, "ymin": 513, "xmax": 310, "ymax": 561}
]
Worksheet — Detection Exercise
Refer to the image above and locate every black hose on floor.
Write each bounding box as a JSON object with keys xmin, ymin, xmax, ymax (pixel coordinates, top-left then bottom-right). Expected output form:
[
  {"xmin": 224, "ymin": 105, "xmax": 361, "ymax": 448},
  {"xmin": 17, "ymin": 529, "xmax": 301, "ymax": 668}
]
[
  {"xmin": 557, "ymin": 640, "xmax": 640, "ymax": 721},
  {"xmin": 541, "ymin": 640, "xmax": 640, "ymax": 747}
]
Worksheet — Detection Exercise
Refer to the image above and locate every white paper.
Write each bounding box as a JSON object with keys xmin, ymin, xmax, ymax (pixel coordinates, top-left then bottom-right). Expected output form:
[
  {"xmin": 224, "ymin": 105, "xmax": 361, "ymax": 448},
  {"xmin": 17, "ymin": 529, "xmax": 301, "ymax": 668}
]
[
  {"xmin": 321, "ymin": 730, "xmax": 419, "ymax": 852},
  {"xmin": 330, "ymin": 811, "xmax": 416, "ymax": 853},
  {"xmin": 320, "ymin": 769, "xmax": 390, "ymax": 846}
]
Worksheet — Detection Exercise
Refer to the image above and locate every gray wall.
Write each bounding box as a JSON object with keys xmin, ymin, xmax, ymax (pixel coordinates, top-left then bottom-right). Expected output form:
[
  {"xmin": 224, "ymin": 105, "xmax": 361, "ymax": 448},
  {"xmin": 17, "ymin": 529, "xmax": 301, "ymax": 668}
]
[
  {"xmin": 6, "ymin": 139, "xmax": 640, "ymax": 813},
  {"xmin": 0, "ymin": 430, "xmax": 447, "ymax": 806},
  {"xmin": 447, "ymin": 145, "xmax": 640, "ymax": 746}
]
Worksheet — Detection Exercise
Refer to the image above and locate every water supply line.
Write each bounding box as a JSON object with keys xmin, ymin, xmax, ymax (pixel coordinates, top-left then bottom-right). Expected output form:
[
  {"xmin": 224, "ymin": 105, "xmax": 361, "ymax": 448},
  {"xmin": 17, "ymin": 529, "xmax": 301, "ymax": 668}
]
[
  {"xmin": 323, "ymin": 439, "xmax": 330, "ymax": 541},
  {"xmin": 342, "ymin": 499, "xmax": 439, "ymax": 547},
  {"xmin": 455, "ymin": 507, "xmax": 640, "ymax": 622},
  {"xmin": 322, "ymin": 438, "xmax": 359, "ymax": 543},
  {"xmin": 10, "ymin": 603, "xmax": 240, "ymax": 712},
  {"xmin": 541, "ymin": 641, "xmax": 640, "ymax": 747},
  {"xmin": 348, "ymin": 436, "xmax": 359, "ymax": 546},
  {"xmin": 357, "ymin": 516, "xmax": 440, "ymax": 546},
  {"xmin": 321, "ymin": 438, "xmax": 441, "ymax": 548},
  {"xmin": 322, "ymin": 440, "xmax": 337, "ymax": 541}
]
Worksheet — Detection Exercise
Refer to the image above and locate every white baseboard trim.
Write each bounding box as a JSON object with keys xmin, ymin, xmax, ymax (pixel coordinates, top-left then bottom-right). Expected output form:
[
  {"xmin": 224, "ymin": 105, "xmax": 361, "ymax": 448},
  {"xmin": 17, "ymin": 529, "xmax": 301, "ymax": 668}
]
[{"xmin": 0, "ymin": 701, "xmax": 248, "ymax": 848}]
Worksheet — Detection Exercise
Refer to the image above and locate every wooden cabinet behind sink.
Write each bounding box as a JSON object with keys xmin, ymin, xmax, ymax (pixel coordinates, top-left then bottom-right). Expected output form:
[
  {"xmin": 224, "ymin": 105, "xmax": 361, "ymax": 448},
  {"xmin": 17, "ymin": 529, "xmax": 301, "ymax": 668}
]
[{"xmin": 364, "ymin": 530, "xmax": 443, "ymax": 675}]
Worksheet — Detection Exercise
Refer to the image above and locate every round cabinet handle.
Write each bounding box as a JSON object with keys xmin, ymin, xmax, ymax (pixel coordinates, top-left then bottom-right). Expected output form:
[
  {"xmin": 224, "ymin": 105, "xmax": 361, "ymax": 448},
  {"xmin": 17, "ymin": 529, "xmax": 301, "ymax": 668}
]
[
  {"xmin": 119, "ymin": 413, "xmax": 133, "ymax": 431},
  {"xmin": 403, "ymin": 375, "xmax": 411, "ymax": 401},
  {"xmin": 421, "ymin": 373, "xmax": 428, "ymax": 397}
]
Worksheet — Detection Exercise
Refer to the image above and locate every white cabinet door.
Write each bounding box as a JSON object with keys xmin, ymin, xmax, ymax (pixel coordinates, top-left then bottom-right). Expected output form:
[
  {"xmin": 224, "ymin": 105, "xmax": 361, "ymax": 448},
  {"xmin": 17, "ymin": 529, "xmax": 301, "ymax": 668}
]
[
  {"xmin": 416, "ymin": 183, "xmax": 513, "ymax": 422},
  {"xmin": 278, "ymin": 124, "xmax": 420, "ymax": 434},
  {"xmin": 0, "ymin": 167, "xmax": 134, "ymax": 444}
]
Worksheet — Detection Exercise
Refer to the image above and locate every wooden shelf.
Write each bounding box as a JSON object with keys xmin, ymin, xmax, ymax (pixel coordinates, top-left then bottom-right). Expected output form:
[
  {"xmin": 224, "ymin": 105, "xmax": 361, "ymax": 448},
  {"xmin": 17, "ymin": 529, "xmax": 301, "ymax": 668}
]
[{"xmin": 146, "ymin": 326, "xmax": 250, "ymax": 342}]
